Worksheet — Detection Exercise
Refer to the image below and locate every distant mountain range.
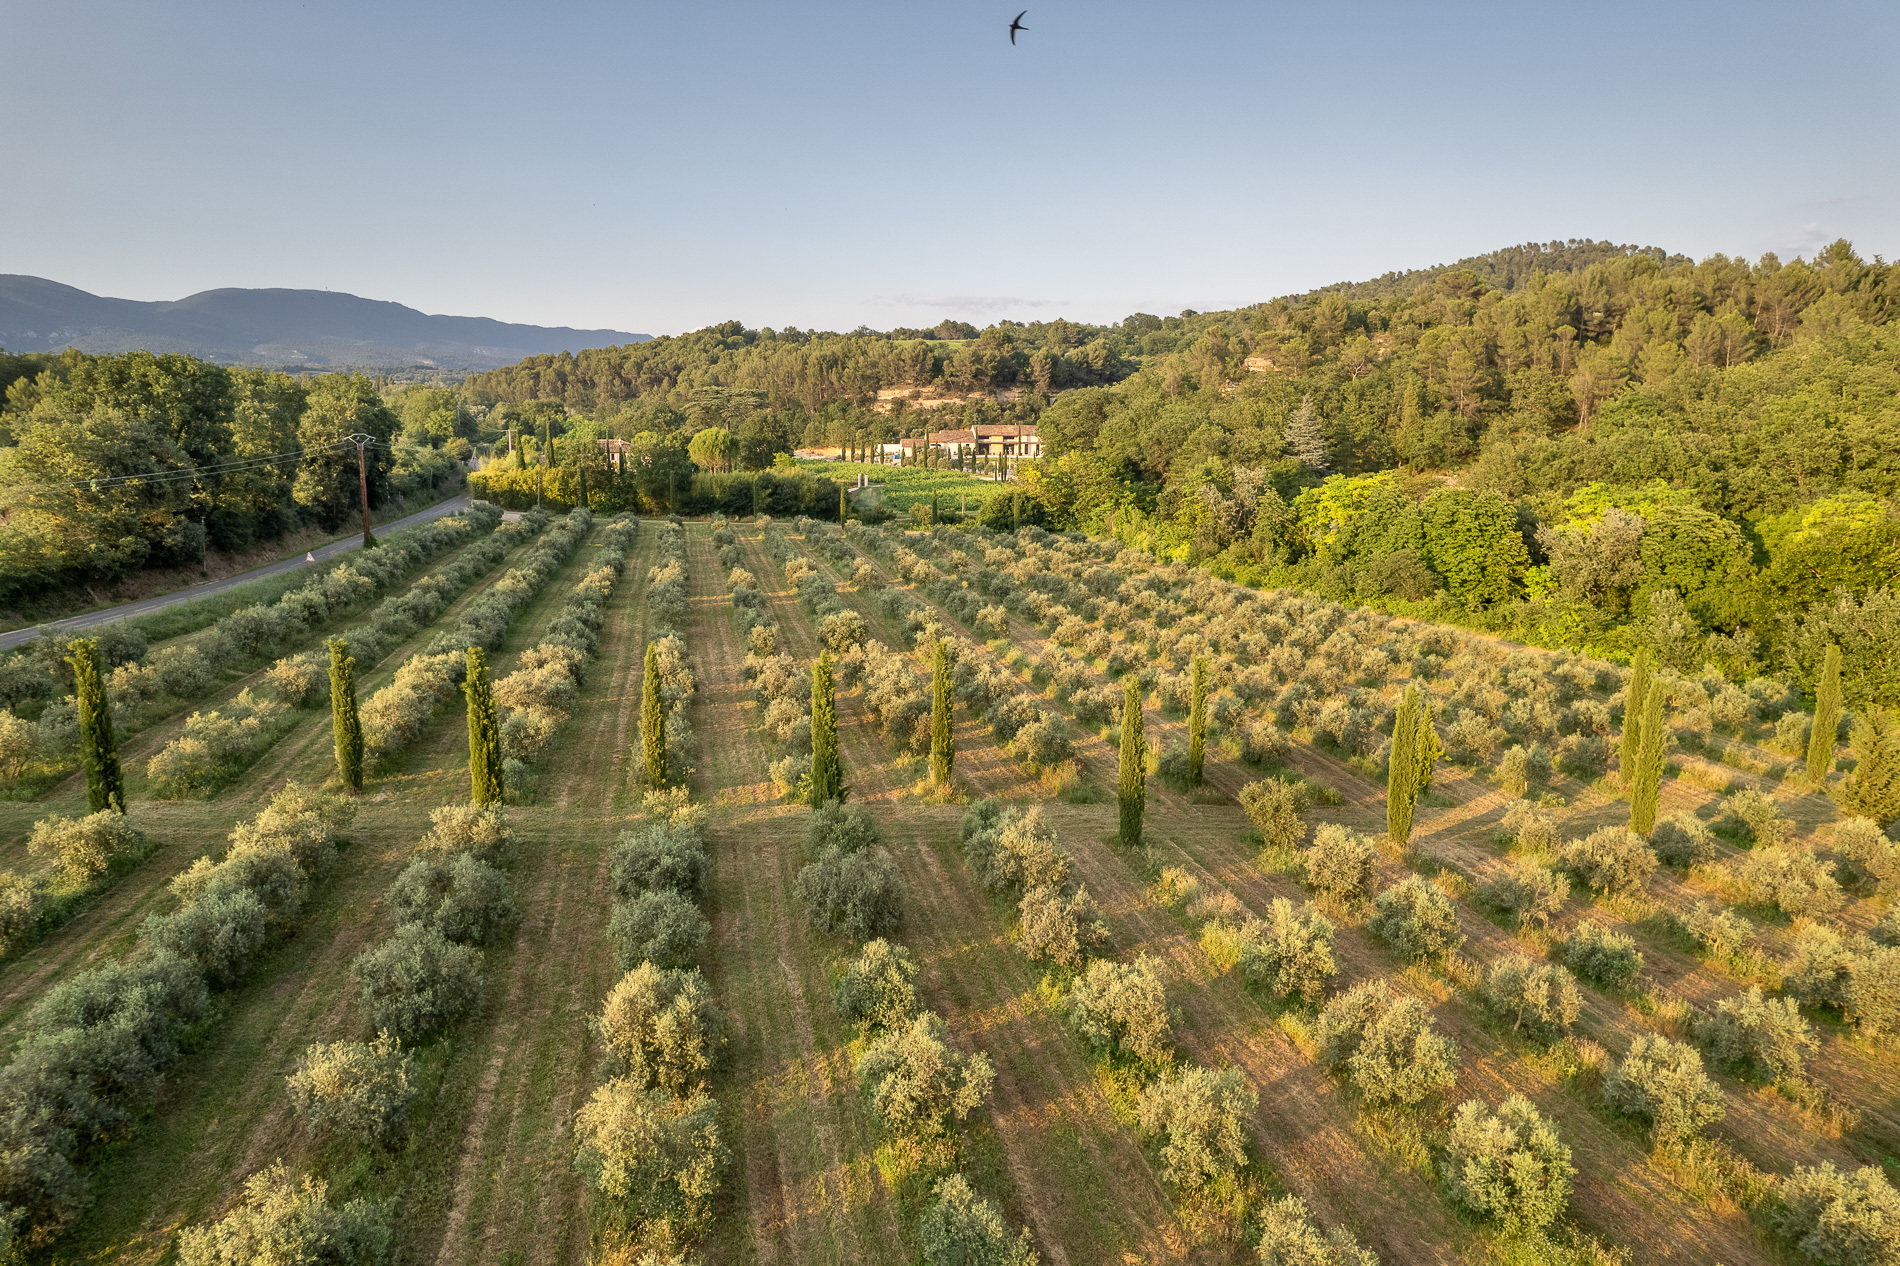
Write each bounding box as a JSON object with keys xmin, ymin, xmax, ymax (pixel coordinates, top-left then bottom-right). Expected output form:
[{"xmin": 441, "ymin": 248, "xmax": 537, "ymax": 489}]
[{"xmin": 0, "ymin": 275, "xmax": 650, "ymax": 372}]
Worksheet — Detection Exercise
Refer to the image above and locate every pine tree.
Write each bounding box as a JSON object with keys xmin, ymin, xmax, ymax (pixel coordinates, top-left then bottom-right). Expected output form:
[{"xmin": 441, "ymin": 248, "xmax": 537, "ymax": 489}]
[
  {"xmin": 930, "ymin": 639, "xmax": 954, "ymax": 787},
  {"xmin": 641, "ymin": 641, "xmax": 667, "ymax": 788},
  {"xmin": 1807, "ymin": 643, "xmax": 1842, "ymax": 785},
  {"xmin": 1388, "ymin": 683, "xmax": 1422, "ymax": 846},
  {"xmin": 1629, "ymin": 679, "xmax": 1667, "ymax": 834},
  {"xmin": 69, "ymin": 638, "xmax": 124, "ymax": 814},
  {"xmin": 810, "ymin": 650, "xmax": 842, "ymax": 807},
  {"xmin": 464, "ymin": 646, "xmax": 502, "ymax": 806},
  {"xmin": 1187, "ymin": 654, "xmax": 1209, "ymax": 786},
  {"xmin": 1619, "ymin": 648, "xmax": 1652, "ymax": 792},
  {"xmin": 1118, "ymin": 675, "xmax": 1145, "ymax": 846},
  {"xmin": 328, "ymin": 638, "xmax": 364, "ymax": 793},
  {"xmin": 1284, "ymin": 394, "xmax": 1329, "ymax": 471},
  {"xmin": 1842, "ymin": 706, "xmax": 1900, "ymax": 826}
]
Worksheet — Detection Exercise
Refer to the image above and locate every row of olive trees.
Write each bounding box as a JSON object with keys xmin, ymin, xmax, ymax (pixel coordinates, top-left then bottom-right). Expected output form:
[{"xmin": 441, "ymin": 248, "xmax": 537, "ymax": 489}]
[
  {"xmin": 0, "ymin": 783, "xmax": 358, "ymax": 1253},
  {"xmin": 0, "ymin": 505, "xmax": 505, "ymax": 798},
  {"xmin": 491, "ymin": 514, "xmax": 639, "ymax": 798}
]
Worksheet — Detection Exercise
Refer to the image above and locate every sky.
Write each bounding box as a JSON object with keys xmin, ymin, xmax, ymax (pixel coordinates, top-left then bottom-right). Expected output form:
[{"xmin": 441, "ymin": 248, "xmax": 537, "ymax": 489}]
[{"xmin": 3, "ymin": 0, "xmax": 1897, "ymax": 337}]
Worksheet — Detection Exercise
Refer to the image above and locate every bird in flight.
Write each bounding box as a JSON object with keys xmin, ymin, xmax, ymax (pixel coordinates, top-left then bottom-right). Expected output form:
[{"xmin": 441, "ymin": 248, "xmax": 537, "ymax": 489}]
[{"xmin": 1009, "ymin": 10, "xmax": 1028, "ymax": 44}]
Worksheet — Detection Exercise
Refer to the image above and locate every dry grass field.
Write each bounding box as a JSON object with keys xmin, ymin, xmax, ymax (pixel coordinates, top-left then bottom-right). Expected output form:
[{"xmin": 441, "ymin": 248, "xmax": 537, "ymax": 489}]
[{"xmin": 0, "ymin": 514, "xmax": 1893, "ymax": 1266}]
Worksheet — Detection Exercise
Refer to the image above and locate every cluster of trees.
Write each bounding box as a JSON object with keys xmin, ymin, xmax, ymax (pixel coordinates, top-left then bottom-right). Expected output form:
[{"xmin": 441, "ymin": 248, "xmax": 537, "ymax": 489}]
[{"xmin": 0, "ymin": 350, "xmax": 472, "ymax": 604}]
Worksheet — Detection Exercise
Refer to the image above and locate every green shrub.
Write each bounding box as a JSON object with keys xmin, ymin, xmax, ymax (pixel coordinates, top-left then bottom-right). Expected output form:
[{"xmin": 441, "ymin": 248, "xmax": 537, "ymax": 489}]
[
  {"xmin": 351, "ymin": 924, "xmax": 486, "ymax": 1042},
  {"xmin": 286, "ymin": 1032, "xmax": 416, "ymax": 1149},
  {"xmin": 1652, "ymin": 812, "xmax": 1717, "ymax": 867},
  {"xmin": 807, "ymin": 798, "xmax": 880, "ymax": 857},
  {"xmin": 1724, "ymin": 788, "xmax": 1791, "ymax": 846},
  {"xmin": 1564, "ymin": 922, "xmax": 1644, "ymax": 990},
  {"xmin": 1479, "ymin": 956, "xmax": 1582, "ymax": 1042},
  {"xmin": 387, "ymin": 852, "xmax": 518, "ymax": 946},
  {"xmin": 833, "ymin": 939, "xmax": 921, "ymax": 1033},
  {"xmin": 1236, "ymin": 898, "xmax": 1338, "ymax": 1005},
  {"xmin": 1314, "ymin": 980, "xmax": 1458, "ymax": 1107},
  {"xmin": 1018, "ymin": 884, "xmax": 1107, "ymax": 969},
  {"xmin": 1783, "ymin": 923, "xmax": 1861, "ymax": 1009},
  {"xmin": 919, "ymin": 1173, "xmax": 1039, "ymax": 1266},
  {"xmin": 1441, "ymin": 1095, "xmax": 1573, "ymax": 1230},
  {"xmin": 608, "ymin": 889, "xmax": 710, "ymax": 970},
  {"xmin": 1774, "ymin": 1164, "xmax": 1900, "ymax": 1266},
  {"xmin": 610, "ymin": 822, "xmax": 709, "ymax": 899},
  {"xmin": 1369, "ymin": 876, "xmax": 1465, "ymax": 961},
  {"xmin": 1692, "ymin": 986, "xmax": 1817, "ymax": 1081},
  {"xmin": 1734, "ymin": 847, "xmax": 1845, "ymax": 917},
  {"xmin": 1134, "ymin": 1064, "xmax": 1258, "ymax": 1191},
  {"xmin": 1475, "ymin": 863, "xmax": 1568, "ymax": 928},
  {"xmin": 27, "ymin": 811, "xmax": 145, "ymax": 887},
  {"xmin": 1256, "ymin": 1194, "xmax": 1379, "ymax": 1265},
  {"xmin": 594, "ymin": 962, "xmax": 726, "ymax": 1096},
  {"xmin": 1678, "ymin": 900, "xmax": 1753, "ymax": 958},
  {"xmin": 573, "ymin": 1079, "xmax": 724, "ymax": 1241},
  {"xmin": 141, "ymin": 888, "xmax": 271, "ymax": 987},
  {"xmin": 964, "ymin": 805, "xmax": 1070, "ymax": 894},
  {"xmin": 1500, "ymin": 800, "xmax": 1558, "ymax": 853},
  {"xmin": 1303, "ymin": 824, "xmax": 1376, "ymax": 904},
  {"xmin": 1845, "ymin": 945, "xmax": 1900, "ymax": 1039},
  {"xmin": 1834, "ymin": 817, "xmax": 1899, "ymax": 891},
  {"xmin": 1240, "ymin": 777, "xmax": 1310, "ymax": 852},
  {"xmin": 795, "ymin": 847, "xmax": 903, "ymax": 941},
  {"xmin": 1601, "ymin": 1034, "xmax": 1725, "ymax": 1142},
  {"xmin": 0, "ymin": 871, "xmax": 45, "ymax": 954},
  {"xmin": 415, "ymin": 803, "xmax": 516, "ymax": 868},
  {"xmin": 176, "ymin": 1162, "xmax": 390, "ymax": 1266},
  {"xmin": 1064, "ymin": 955, "xmax": 1173, "ymax": 1065},
  {"xmin": 1560, "ymin": 826, "xmax": 1657, "ymax": 896},
  {"xmin": 855, "ymin": 1011, "xmax": 995, "ymax": 1140}
]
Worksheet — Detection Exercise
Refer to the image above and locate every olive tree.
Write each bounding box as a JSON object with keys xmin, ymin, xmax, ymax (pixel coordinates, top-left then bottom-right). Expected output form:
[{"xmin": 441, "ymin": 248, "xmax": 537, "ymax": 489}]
[
  {"xmin": 1240, "ymin": 776, "xmax": 1309, "ymax": 853},
  {"xmin": 1315, "ymin": 980, "xmax": 1458, "ymax": 1108},
  {"xmin": 573, "ymin": 1079, "xmax": 724, "ymax": 1240},
  {"xmin": 919, "ymin": 1174, "xmax": 1039, "ymax": 1266},
  {"xmin": 286, "ymin": 1032, "xmax": 416, "ymax": 1149},
  {"xmin": 1564, "ymin": 922, "xmax": 1645, "ymax": 990},
  {"xmin": 1601, "ymin": 1034, "xmax": 1725, "ymax": 1143},
  {"xmin": 176, "ymin": 1163, "xmax": 390, "ymax": 1266},
  {"xmin": 1018, "ymin": 884, "xmax": 1108, "ymax": 969},
  {"xmin": 1475, "ymin": 863, "xmax": 1569, "ymax": 928},
  {"xmin": 1134, "ymin": 1064, "xmax": 1258, "ymax": 1192},
  {"xmin": 1369, "ymin": 876, "xmax": 1465, "ymax": 962},
  {"xmin": 1237, "ymin": 898, "xmax": 1338, "ymax": 1005},
  {"xmin": 350, "ymin": 924, "xmax": 486, "ymax": 1043},
  {"xmin": 595, "ymin": 962, "xmax": 727, "ymax": 1096},
  {"xmin": 608, "ymin": 888, "xmax": 710, "ymax": 971},
  {"xmin": 1560, "ymin": 825, "xmax": 1657, "ymax": 896},
  {"xmin": 855, "ymin": 1011, "xmax": 995, "ymax": 1140},
  {"xmin": 795, "ymin": 847, "xmax": 904, "ymax": 941},
  {"xmin": 834, "ymin": 938, "xmax": 922, "ymax": 1034},
  {"xmin": 1256, "ymin": 1195, "xmax": 1379, "ymax": 1265},
  {"xmin": 1064, "ymin": 954, "xmax": 1173, "ymax": 1065},
  {"xmin": 1303, "ymin": 824, "xmax": 1377, "ymax": 904},
  {"xmin": 1692, "ymin": 986, "xmax": 1818, "ymax": 1082},
  {"xmin": 1479, "ymin": 956, "xmax": 1582, "ymax": 1042},
  {"xmin": 1774, "ymin": 1163, "xmax": 1900, "ymax": 1266},
  {"xmin": 1441, "ymin": 1095, "xmax": 1573, "ymax": 1231}
]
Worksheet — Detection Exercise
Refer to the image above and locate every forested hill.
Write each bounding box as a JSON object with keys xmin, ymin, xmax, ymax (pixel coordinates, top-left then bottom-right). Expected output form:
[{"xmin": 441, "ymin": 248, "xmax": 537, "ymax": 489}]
[
  {"xmin": 465, "ymin": 237, "xmax": 1899, "ymax": 696},
  {"xmin": 0, "ymin": 275, "xmax": 650, "ymax": 372}
]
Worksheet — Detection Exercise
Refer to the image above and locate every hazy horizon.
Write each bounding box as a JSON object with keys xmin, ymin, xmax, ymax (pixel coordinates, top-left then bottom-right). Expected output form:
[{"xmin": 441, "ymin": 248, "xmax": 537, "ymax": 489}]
[{"xmin": 4, "ymin": 0, "xmax": 1896, "ymax": 337}]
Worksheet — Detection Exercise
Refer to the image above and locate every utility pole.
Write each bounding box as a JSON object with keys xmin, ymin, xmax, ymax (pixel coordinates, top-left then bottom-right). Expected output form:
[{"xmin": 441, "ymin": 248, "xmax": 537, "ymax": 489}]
[{"xmin": 348, "ymin": 432, "xmax": 376, "ymax": 548}]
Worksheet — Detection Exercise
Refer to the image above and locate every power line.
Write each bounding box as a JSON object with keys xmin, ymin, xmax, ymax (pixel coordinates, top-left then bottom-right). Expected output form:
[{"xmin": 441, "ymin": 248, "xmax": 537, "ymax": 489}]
[{"xmin": 0, "ymin": 438, "xmax": 370, "ymax": 496}]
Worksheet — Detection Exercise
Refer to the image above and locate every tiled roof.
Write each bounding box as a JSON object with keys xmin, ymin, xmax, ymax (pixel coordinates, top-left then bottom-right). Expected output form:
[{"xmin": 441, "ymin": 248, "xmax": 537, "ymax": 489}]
[{"xmin": 973, "ymin": 424, "xmax": 1037, "ymax": 436}]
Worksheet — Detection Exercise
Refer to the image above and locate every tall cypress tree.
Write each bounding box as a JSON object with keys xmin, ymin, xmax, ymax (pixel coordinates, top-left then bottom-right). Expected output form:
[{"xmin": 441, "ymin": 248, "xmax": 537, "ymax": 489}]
[
  {"xmin": 1187, "ymin": 654, "xmax": 1209, "ymax": 787},
  {"xmin": 69, "ymin": 638, "xmax": 124, "ymax": 814},
  {"xmin": 839, "ymin": 485, "xmax": 849, "ymax": 524},
  {"xmin": 1388, "ymin": 683, "xmax": 1422, "ymax": 847},
  {"xmin": 642, "ymin": 641, "xmax": 667, "ymax": 788},
  {"xmin": 1118, "ymin": 675, "xmax": 1145, "ymax": 846},
  {"xmin": 329, "ymin": 638, "xmax": 363, "ymax": 793},
  {"xmin": 1807, "ymin": 643, "xmax": 1843, "ymax": 785},
  {"xmin": 810, "ymin": 651, "xmax": 842, "ymax": 807},
  {"xmin": 1842, "ymin": 707, "xmax": 1900, "ymax": 826},
  {"xmin": 1412, "ymin": 697, "xmax": 1442, "ymax": 794},
  {"xmin": 464, "ymin": 647, "xmax": 502, "ymax": 806},
  {"xmin": 930, "ymin": 639, "xmax": 954, "ymax": 787},
  {"xmin": 1619, "ymin": 648, "xmax": 1653, "ymax": 792},
  {"xmin": 1629, "ymin": 679, "xmax": 1667, "ymax": 834}
]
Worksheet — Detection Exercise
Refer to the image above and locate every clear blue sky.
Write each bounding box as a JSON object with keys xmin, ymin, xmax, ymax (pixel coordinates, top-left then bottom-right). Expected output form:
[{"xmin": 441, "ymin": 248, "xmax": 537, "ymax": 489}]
[{"xmin": 4, "ymin": 0, "xmax": 1896, "ymax": 336}]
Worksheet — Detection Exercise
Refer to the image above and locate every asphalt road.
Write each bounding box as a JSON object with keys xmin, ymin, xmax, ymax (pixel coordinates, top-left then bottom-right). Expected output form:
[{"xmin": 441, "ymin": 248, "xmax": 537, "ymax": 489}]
[{"xmin": 0, "ymin": 495, "xmax": 474, "ymax": 652}]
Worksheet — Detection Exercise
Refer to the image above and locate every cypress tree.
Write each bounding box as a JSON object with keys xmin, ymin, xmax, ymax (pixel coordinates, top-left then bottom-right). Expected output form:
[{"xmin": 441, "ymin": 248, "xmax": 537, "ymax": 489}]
[
  {"xmin": 1187, "ymin": 654, "xmax": 1209, "ymax": 786},
  {"xmin": 1842, "ymin": 707, "xmax": 1900, "ymax": 825},
  {"xmin": 69, "ymin": 638, "xmax": 124, "ymax": 814},
  {"xmin": 464, "ymin": 646, "xmax": 502, "ymax": 806},
  {"xmin": 930, "ymin": 639, "xmax": 954, "ymax": 787},
  {"xmin": 1118, "ymin": 675, "xmax": 1145, "ymax": 846},
  {"xmin": 839, "ymin": 485, "xmax": 849, "ymax": 524},
  {"xmin": 642, "ymin": 641, "xmax": 667, "ymax": 789},
  {"xmin": 328, "ymin": 638, "xmax": 364, "ymax": 793},
  {"xmin": 1388, "ymin": 683, "xmax": 1422, "ymax": 846},
  {"xmin": 810, "ymin": 651, "xmax": 842, "ymax": 807},
  {"xmin": 1619, "ymin": 648, "xmax": 1652, "ymax": 792},
  {"xmin": 1807, "ymin": 643, "xmax": 1843, "ymax": 785},
  {"xmin": 1412, "ymin": 697, "xmax": 1443, "ymax": 794},
  {"xmin": 1629, "ymin": 679, "xmax": 1667, "ymax": 834}
]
